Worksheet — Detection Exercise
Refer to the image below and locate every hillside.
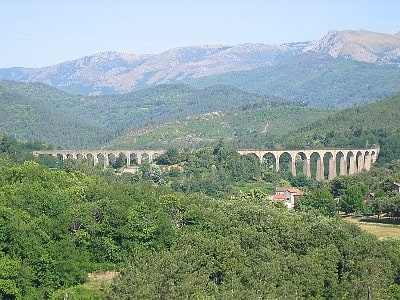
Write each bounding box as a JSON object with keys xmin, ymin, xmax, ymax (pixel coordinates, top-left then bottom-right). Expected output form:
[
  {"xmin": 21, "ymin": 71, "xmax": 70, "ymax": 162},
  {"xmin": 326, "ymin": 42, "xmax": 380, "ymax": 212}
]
[
  {"xmin": 280, "ymin": 93, "xmax": 400, "ymax": 163},
  {"xmin": 0, "ymin": 81, "xmax": 113, "ymax": 148},
  {"xmin": 0, "ymin": 80, "xmax": 300, "ymax": 149},
  {"xmin": 105, "ymin": 106, "xmax": 332, "ymax": 150},
  {"xmin": 188, "ymin": 52, "xmax": 400, "ymax": 107}
]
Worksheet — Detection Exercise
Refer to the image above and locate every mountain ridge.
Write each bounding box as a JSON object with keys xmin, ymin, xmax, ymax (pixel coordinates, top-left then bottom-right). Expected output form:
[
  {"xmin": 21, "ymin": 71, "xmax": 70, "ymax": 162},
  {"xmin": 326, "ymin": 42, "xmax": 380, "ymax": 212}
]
[{"xmin": 1, "ymin": 29, "xmax": 399, "ymax": 96}]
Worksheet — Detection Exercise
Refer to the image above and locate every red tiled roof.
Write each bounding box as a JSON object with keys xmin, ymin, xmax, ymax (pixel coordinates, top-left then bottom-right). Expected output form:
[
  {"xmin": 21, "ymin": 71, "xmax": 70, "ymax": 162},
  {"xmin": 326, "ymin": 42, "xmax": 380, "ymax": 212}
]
[{"xmin": 272, "ymin": 194, "xmax": 286, "ymax": 201}]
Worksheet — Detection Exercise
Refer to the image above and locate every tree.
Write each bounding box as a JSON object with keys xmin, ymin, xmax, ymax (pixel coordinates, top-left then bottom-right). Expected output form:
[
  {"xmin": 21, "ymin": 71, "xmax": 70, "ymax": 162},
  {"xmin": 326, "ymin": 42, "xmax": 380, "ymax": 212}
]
[
  {"xmin": 297, "ymin": 188, "xmax": 337, "ymax": 216},
  {"xmin": 339, "ymin": 185, "xmax": 365, "ymax": 214}
]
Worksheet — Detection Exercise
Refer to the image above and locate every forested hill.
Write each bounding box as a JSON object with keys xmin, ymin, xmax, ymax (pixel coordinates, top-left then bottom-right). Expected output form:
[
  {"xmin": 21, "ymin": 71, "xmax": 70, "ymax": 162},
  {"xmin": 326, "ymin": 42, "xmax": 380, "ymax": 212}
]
[
  {"xmin": 0, "ymin": 81, "xmax": 113, "ymax": 148},
  {"xmin": 281, "ymin": 93, "xmax": 400, "ymax": 164},
  {"xmin": 0, "ymin": 80, "xmax": 300, "ymax": 149},
  {"xmin": 188, "ymin": 52, "xmax": 400, "ymax": 107}
]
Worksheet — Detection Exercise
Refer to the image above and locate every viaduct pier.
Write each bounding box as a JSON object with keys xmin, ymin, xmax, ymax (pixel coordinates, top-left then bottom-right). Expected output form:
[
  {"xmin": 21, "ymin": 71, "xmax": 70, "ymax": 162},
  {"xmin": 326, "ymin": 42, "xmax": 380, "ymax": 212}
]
[{"xmin": 33, "ymin": 147, "xmax": 379, "ymax": 181}]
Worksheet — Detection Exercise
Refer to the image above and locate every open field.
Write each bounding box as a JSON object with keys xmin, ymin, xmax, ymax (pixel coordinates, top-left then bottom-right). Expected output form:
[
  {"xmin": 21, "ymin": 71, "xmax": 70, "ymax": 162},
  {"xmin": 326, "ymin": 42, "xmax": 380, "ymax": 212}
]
[{"xmin": 345, "ymin": 216, "xmax": 400, "ymax": 240}]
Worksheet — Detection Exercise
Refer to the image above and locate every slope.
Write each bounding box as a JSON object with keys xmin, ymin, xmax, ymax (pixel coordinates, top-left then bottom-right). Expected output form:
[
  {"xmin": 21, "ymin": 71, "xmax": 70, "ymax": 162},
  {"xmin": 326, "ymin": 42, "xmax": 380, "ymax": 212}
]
[
  {"xmin": 187, "ymin": 52, "xmax": 400, "ymax": 108},
  {"xmin": 0, "ymin": 81, "xmax": 113, "ymax": 148},
  {"xmin": 105, "ymin": 106, "xmax": 332, "ymax": 150},
  {"xmin": 280, "ymin": 93, "xmax": 400, "ymax": 163},
  {"xmin": 0, "ymin": 81, "xmax": 298, "ymax": 149}
]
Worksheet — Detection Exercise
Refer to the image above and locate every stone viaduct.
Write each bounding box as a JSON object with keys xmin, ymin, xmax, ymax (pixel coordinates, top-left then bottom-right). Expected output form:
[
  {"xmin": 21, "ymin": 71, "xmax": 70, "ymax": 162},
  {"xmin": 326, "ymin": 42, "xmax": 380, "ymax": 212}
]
[
  {"xmin": 237, "ymin": 147, "xmax": 380, "ymax": 181},
  {"xmin": 33, "ymin": 147, "xmax": 379, "ymax": 181}
]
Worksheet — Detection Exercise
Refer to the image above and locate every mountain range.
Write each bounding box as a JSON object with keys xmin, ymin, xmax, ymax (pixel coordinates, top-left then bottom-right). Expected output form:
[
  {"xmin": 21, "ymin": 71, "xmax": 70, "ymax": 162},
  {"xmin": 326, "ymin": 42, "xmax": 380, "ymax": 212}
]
[{"xmin": 1, "ymin": 30, "xmax": 399, "ymax": 97}]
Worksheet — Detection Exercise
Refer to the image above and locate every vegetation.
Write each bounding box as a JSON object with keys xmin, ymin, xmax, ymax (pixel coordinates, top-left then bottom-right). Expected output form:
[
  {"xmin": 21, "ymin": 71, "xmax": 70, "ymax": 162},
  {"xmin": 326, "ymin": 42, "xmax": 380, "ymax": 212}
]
[
  {"xmin": 2, "ymin": 133, "xmax": 400, "ymax": 298},
  {"xmin": 105, "ymin": 106, "xmax": 332, "ymax": 149},
  {"xmin": 280, "ymin": 93, "xmax": 400, "ymax": 164},
  {"xmin": 188, "ymin": 52, "xmax": 400, "ymax": 108},
  {"xmin": 0, "ymin": 156, "xmax": 400, "ymax": 299},
  {"xmin": 0, "ymin": 80, "xmax": 306, "ymax": 149},
  {"xmin": 2, "ymin": 72, "xmax": 400, "ymax": 298}
]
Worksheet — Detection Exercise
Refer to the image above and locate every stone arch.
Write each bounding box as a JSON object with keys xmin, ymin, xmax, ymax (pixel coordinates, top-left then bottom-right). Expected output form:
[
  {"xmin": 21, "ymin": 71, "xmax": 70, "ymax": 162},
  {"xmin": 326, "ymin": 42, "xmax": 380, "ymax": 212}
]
[
  {"xmin": 262, "ymin": 152, "xmax": 278, "ymax": 171},
  {"xmin": 76, "ymin": 153, "xmax": 85, "ymax": 162},
  {"xmin": 336, "ymin": 151, "xmax": 347, "ymax": 176},
  {"xmin": 295, "ymin": 152, "xmax": 309, "ymax": 177},
  {"xmin": 278, "ymin": 152, "xmax": 294, "ymax": 176},
  {"xmin": 151, "ymin": 151, "xmax": 163, "ymax": 163},
  {"xmin": 371, "ymin": 150, "xmax": 378, "ymax": 164},
  {"xmin": 364, "ymin": 151, "xmax": 372, "ymax": 171},
  {"xmin": 140, "ymin": 152, "xmax": 150, "ymax": 164},
  {"xmin": 356, "ymin": 151, "xmax": 364, "ymax": 172},
  {"xmin": 129, "ymin": 152, "xmax": 139, "ymax": 165},
  {"xmin": 115, "ymin": 152, "xmax": 127, "ymax": 168},
  {"xmin": 309, "ymin": 152, "xmax": 323, "ymax": 180},
  {"xmin": 346, "ymin": 151, "xmax": 356, "ymax": 175},
  {"xmin": 322, "ymin": 151, "xmax": 336, "ymax": 180},
  {"xmin": 96, "ymin": 153, "xmax": 106, "ymax": 168},
  {"xmin": 55, "ymin": 153, "xmax": 63, "ymax": 163},
  {"xmin": 86, "ymin": 153, "xmax": 95, "ymax": 165}
]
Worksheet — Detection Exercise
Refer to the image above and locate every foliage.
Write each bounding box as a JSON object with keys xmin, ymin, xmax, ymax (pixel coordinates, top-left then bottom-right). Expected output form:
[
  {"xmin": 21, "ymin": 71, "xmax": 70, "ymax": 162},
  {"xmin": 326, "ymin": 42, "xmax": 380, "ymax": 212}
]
[
  {"xmin": 296, "ymin": 188, "xmax": 337, "ymax": 216},
  {"xmin": 339, "ymin": 185, "xmax": 365, "ymax": 215},
  {"xmin": 108, "ymin": 196, "xmax": 400, "ymax": 299},
  {"xmin": 106, "ymin": 106, "xmax": 332, "ymax": 150},
  {"xmin": 0, "ymin": 80, "xmax": 303, "ymax": 149},
  {"xmin": 278, "ymin": 93, "xmax": 400, "ymax": 164},
  {"xmin": 188, "ymin": 52, "xmax": 400, "ymax": 108},
  {"xmin": 0, "ymin": 138, "xmax": 400, "ymax": 298}
]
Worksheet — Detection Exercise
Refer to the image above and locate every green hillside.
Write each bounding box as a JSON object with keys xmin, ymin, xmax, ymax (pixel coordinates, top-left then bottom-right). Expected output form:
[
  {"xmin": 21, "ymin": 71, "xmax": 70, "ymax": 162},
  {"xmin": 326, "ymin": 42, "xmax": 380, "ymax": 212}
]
[
  {"xmin": 0, "ymin": 80, "xmax": 303, "ymax": 149},
  {"xmin": 0, "ymin": 81, "xmax": 113, "ymax": 148},
  {"xmin": 280, "ymin": 93, "xmax": 400, "ymax": 163},
  {"xmin": 105, "ymin": 106, "xmax": 333, "ymax": 149},
  {"xmin": 188, "ymin": 53, "xmax": 400, "ymax": 108}
]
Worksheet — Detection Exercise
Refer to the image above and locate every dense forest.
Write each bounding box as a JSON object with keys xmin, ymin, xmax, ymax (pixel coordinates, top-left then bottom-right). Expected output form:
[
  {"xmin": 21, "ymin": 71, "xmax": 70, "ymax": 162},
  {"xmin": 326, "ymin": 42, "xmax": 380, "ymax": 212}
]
[
  {"xmin": 279, "ymin": 93, "xmax": 400, "ymax": 165},
  {"xmin": 188, "ymin": 52, "xmax": 400, "ymax": 107},
  {"xmin": 2, "ymin": 134, "xmax": 400, "ymax": 299},
  {"xmin": 107, "ymin": 92, "xmax": 400, "ymax": 167},
  {"xmin": 0, "ymin": 80, "xmax": 303, "ymax": 149}
]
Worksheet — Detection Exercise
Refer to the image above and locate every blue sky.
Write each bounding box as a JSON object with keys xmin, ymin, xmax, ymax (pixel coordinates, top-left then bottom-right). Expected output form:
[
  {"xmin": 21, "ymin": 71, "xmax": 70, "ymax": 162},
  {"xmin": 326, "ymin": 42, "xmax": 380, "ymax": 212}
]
[{"xmin": 1, "ymin": 0, "xmax": 399, "ymax": 68}]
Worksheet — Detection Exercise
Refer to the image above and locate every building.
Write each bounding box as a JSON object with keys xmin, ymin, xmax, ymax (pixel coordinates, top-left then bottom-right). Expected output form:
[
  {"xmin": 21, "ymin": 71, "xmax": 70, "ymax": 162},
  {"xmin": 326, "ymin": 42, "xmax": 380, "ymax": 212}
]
[
  {"xmin": 270, "ymin": 187, "xmax": 303, "ymax": 209},
  {"xmin": 393, "ymin": 182, "xmax": 400, "ymax": 193}
]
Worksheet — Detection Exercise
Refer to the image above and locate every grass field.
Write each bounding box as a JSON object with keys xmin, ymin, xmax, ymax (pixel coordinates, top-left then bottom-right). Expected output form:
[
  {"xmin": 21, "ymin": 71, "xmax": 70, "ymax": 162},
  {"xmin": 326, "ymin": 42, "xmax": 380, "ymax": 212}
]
[{"xmin": 345, "ymin": 216, "xmax": 400, "ymax": 240}]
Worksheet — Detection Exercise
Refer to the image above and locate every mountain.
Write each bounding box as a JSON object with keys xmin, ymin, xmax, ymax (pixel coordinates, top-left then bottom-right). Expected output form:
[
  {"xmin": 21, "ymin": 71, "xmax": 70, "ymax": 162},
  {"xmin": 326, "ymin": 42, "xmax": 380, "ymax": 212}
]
[
  {"xmin": 1, "ymin": 30, "xmax": 398, "ymax": 97},
  {"xmin": 187, "ymin": 52, "xmax": 400, "ymax": 107},
  {"xmin": 0, "ymin": 81, "xmax": 113, "ymax": 148},
  {"xmin": 303, "ymin": 30, "xmax": 400, "ymax": 64},
  {"xmin": 0, "ymin": 80, "xmax": 296, "ymax": 149},
  {"xmin": 0, "ymin": 45, "xmax": 301, "ymax": 95}
]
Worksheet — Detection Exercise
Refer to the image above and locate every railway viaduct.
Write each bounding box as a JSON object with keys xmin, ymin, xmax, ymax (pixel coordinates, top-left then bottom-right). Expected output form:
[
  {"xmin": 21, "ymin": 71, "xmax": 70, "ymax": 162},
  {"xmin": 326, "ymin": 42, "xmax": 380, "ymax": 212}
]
[{"xmin": 33, "ymin": 146, "xmax": 380, "ymax": 181}]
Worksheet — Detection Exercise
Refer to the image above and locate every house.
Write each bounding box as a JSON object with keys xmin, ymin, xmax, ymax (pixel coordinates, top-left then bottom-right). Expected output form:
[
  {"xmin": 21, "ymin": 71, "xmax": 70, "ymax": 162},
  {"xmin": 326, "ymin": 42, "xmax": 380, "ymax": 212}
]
[
  {"xmin": 393, "ymin": 182, "xmax": 400, "ymax": 193},
  {"xmin": 270, "ymin": 187, "xmax": 302, "ymax": 209},
  {"xmin": 365, "ymin": 192, "xmax": 375, "ymax": 206}
]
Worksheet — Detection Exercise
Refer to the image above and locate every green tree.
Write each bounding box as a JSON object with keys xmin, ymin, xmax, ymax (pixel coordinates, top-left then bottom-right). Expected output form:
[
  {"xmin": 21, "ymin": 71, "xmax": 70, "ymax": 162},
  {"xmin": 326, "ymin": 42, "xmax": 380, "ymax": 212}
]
[
  {"xmin": 297, "ymin": 188, "xmax": 337, "ymax": 216},
  {"xmin": 339, "ymin": 185, "xmax": 365, "ymax": 215}
]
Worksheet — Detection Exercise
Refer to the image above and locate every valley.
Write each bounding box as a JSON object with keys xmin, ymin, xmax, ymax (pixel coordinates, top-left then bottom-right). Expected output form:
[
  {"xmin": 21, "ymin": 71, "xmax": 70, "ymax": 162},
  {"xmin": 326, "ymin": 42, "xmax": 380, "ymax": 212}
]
[{"xmin": 1, "ymin": 28, "xmax": 400, "ymax": 299}]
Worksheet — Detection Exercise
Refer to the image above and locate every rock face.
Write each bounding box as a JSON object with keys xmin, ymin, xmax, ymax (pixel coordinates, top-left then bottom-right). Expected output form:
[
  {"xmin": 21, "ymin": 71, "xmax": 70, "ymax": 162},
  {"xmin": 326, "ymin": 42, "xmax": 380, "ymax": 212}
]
[
  {"xmin": 0, "ymin": 45, "xmax": 301, "ymax": 95},
  {"xmin": 303, "ymin": 30, "xmax": 400, "ymax": 64},
  {"xmin": 0, "ymin": 30, "xmax": 399, "ymax": 95}
]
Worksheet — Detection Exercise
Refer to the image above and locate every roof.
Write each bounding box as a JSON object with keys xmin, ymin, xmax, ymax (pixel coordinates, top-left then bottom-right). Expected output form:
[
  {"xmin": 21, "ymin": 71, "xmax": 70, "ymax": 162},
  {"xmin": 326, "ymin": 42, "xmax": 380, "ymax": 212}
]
[
  {"xmin": 272, "ymin": 194, "xmax": 286, "ymax": 201},
  {"xmin": 286, "ymin": 188, "xmax": 302, "ymax": 195}
]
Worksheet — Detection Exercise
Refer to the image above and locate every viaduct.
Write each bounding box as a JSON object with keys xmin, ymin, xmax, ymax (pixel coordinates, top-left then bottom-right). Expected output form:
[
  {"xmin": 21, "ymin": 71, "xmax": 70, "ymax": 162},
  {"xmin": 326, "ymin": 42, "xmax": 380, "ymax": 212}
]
[{"xmin": 33, "ymin": 147, "xmax": 380, "ymax": 181}]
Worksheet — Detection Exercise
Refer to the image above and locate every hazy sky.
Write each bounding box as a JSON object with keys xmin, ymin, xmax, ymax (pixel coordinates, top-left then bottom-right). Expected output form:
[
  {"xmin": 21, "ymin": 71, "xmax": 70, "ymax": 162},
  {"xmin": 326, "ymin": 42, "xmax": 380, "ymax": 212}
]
[{"xmin": 1, "ymin": 0, "xmax": 399, "ymax": 68}]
